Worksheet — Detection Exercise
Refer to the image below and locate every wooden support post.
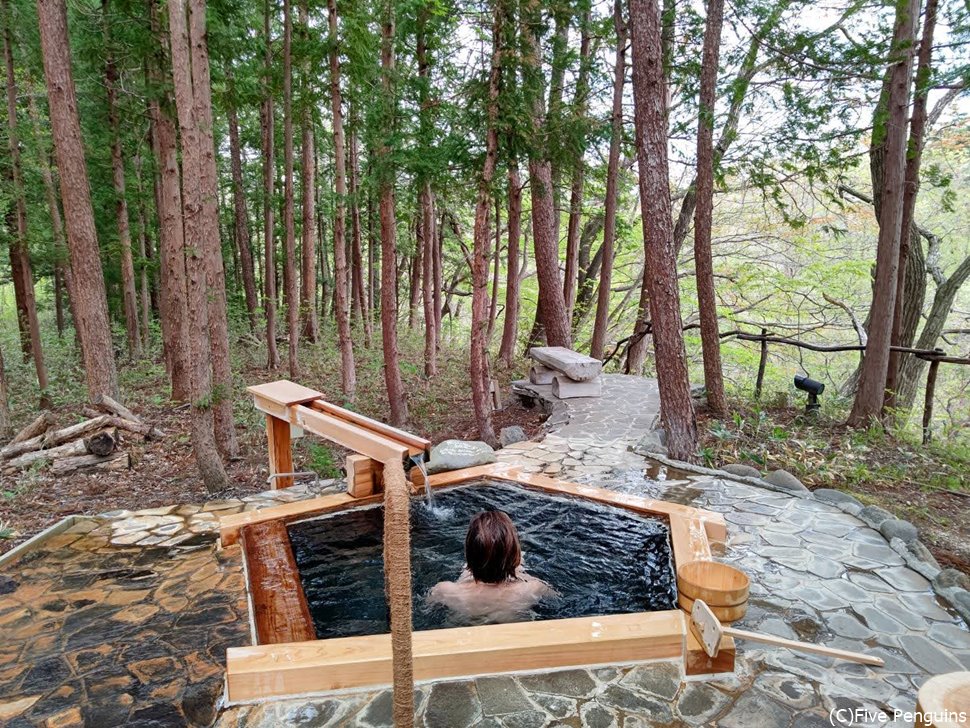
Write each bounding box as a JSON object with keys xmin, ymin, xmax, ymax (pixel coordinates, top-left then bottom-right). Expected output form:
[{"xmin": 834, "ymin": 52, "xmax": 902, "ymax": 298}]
[
  {"xmin": 754, "ymin": 328, "xmax": 768, "ymax": 400},
  {"xmin": 489, "ymin": 379, "xmax": 503, "ymax": 411},
  {"xmin": 922, "ymin": 357, "xmax": 941, "ymax": 445},
  {"xmin": 347, "ymin": 454, "xmax": 383, "ymax": 497},
  {"xmin": 266, "ymin": 414, "xmax": 294, "ymax": 489}
]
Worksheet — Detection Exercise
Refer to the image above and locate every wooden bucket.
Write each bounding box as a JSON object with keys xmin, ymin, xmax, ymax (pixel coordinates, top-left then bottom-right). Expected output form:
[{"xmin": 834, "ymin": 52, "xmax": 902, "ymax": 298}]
[
  {"xmin": 915, "ymin": 672, "xmax": 970, "ymax": 728},
  {"xmin": 677, "ymin": 561, "xmax": 749, "ymax": 607},
  {"xmin": 677, "ymin": 593, "xmax": 747, "ymax": 623}
]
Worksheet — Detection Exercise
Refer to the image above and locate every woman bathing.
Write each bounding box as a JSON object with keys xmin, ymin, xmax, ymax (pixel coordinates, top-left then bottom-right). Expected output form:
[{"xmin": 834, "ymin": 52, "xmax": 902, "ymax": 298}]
[{"xmin": 427, "ymin": 510, "xmax": 555, "ymax": 624}]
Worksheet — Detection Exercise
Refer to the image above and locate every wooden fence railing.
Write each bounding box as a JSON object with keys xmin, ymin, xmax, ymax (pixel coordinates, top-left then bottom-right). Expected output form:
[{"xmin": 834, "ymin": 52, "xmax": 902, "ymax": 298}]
[{"xmin": 605, "ymin": 325, "xmax": 969, "ymax": 444}]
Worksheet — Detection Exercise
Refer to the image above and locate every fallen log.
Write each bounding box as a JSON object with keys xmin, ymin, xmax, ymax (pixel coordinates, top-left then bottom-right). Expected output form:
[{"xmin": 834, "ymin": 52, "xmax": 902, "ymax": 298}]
[
  {"xmin": 51, "ymin": 451, "xmax": 130, "ymax": 476},
  {"xmin": 92, "ymin": 394, "xmax": 142, "ymax": 424},
  {"xmin": 84, "ymin": 428, "xmax": 117, "ymax": 457},
  {"xmin": 41, "ymin": 416, "xmax": 112, "ymax": 449},
  {"xmin": 1, "ymin": 432, "xmax": 46, "ymax": 460},
  {"xmin": 81, "ymin": 407, "xmax": 164, "ymax": 440},
  {"xmin": 9, "ymin": 411, "xmax": 56, "ymax": 446},
  {"xmin": 5, "ymin": 439, "xmax": 88, "ymax": 471}
]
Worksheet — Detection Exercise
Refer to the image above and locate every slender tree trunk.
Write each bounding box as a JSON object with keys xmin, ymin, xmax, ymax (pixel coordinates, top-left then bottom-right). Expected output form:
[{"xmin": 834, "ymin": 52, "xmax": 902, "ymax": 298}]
[
  {"xmin": 133, "ymin": 151, "xmax": 152, "ymax": 351},
  {"xmin": 348, "ymin": 124, "xmax": 366, "ymax": 328},
  {"xmin": 885, "ymin": 0, "xmax": 937, "ymax": 412},
  {"xmin": 379, "ymin": 0, "xmax": 409, "ymax": 428},
  {"xmin": 103, "ymin": 0, "xmax": 141, "ymax": 359},
  {"xmin": 188, "ymin": 0, "xmax": 237, "ymax": 457},
  {"xmin": 848, "ymin": 0, "xmax": 920, "ymax": 427},
  {"xmin": 3, "ymin": 0, "xmax": 49, "ymax": 406},
  {"xmin": 433, "ymin": 209, "xmax": 443, "ymax": 344},
  {"xmin": 629, "ymin": 0, "xmax": 697, "ymax": 460},
  {"xmin": 487, "ymin": 195, "xmax": 501, "ymax": 343},
  {"xmin": 328, "ymin": 0, "xmax": 357, "ymax": 401},
  {"xmin": 590, "ymin": 0, "xmax": 626, "ymax": 361},
  {"xmin": 692, "ymin": 0, "xmax": 728, "ymax": 418},
  {"xmin": 408, "ymin": 225, "xmax": 422, "ymax": 329},
  {"xmin": 297, "ymin": 1, "xmax": 318, "ymax": 344},
  {"xmin": 168, "ymin": 0, "xmax": 229, "ymax": 490},
  {"xmin": 227, "ymin": 80, "xmax": 259, "ymax": 331},
  {"xmin": 421, "ymin": 185, "xmax": 437, "ymax": 376},
  {"xmin": 498, "ymin": 159, "xmax": 522, "ymax": 366},
  {"xmin": 281, "ymin": 0, "xmax": 300, "ymax": 377},
  {"xmin": 520, "ymin": 0, "xmax": 571, "ymax": 348},
  {"xmin": 563, "ymin": 8, "xmax": 591, "ymax": 323},
  {"xmin": 262, "ymin": 0, "xmax": 279, "ymax": 369},
  {"xmin": 37, "ymin": 0, "xmax": 118, "ymax": 401},
  {"xmin": 0, "ymin": 341, "xmax": 10, "ymax": 437}
]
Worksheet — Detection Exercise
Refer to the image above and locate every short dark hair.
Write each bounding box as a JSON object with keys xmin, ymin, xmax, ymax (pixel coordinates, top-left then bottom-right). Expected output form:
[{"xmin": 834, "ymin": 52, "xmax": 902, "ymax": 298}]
[{"xmin": 465, "ymin": 510, "xmax": 521, "ymax": 584}]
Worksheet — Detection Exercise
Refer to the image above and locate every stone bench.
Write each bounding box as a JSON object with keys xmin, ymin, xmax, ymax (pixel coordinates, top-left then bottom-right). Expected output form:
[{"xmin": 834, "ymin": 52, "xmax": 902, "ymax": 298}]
[{"xmin": 528, "ymin": 346, "xmax": 603, "ymax": 399}]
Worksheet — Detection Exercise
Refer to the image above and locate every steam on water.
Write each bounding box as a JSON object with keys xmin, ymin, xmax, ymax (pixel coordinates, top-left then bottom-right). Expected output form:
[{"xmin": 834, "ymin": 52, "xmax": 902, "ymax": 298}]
[{"xmin": 289, "ymin": 481, "xmax": 678, "ymax": 639}]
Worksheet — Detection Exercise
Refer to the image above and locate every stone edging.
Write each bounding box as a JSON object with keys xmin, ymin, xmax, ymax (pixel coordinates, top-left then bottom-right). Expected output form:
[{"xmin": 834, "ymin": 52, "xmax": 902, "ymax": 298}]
[
  {"xmin": 0, "ymin": 515, "xmax": 79, "ymax": 568},
  {"xmin": 641, "ymin": 449, "xmax": 970, "ymax": 627}
]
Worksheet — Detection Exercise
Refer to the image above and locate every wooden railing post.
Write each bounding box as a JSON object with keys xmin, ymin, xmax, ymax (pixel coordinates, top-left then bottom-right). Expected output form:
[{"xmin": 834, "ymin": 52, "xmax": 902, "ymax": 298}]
[
  {"xmin": 266, "ymin": 414, "xmax": 294, "ymax": 489},
  {"xmin": 754, "ymin": 329, "xmax": 768, "ymax": 400},
  {"xmin": 922, "ymin": 354, "xmax": 942, "ymax": 445}
]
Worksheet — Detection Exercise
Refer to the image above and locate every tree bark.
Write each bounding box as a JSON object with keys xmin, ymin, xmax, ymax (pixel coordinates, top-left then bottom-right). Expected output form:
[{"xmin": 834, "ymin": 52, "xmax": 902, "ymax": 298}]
[
  {"xmin": 692, "ymin": 0, "xmax": 728, "ymax": 418},
  {"xmin": 885, "ymin": 0, "xmax": 937, "ymax": 411},
  {"xmin": 848, "ymin": 0, "xmax": 919, "ymax": 427},
  {"xmin": 349, "ymin": 124, "xmax": 368, "ymax": 336},
  {"xmin": 0, "ymin": 342, "xmax": 10, "ymax": 439},
  {"xmin": 590, "ymin": 1, "xmax": 626, "ymax": 361},
  {"xmin": 281, "ymin": 0, "xmax": 300, "ymax": 377},
  {"xmin": 262, "ymin": 0, "xmax": 279, "ymax": 369},
  {"xmin": 188, "ymin": 0, "xmax": 237, "ymax": 457},
  {"xmin": 37, "ymin": 0, "xmax": 118, "ymax": 402},
  {"xmin": 520, "ymin": 0, "xmax": 571, "ymax": 348},
  {"xmin": 328, "ymin": 0, "xmax": 357, "ymax": 401},
  {"xmin": 379, "ymin": 0, "xmax": 409, "ymax": 427},
  {"xmin": 498, "ymin": 159, "xmax": 522, "ymax": 366},
  {"xmin": 103, "ymin": 0, "xmax": 141, "ymax": 359},
  {"xmin": 298, "ymin": 0, "xmax": 318, "ymax": 343},
  {"xmin": 629, "ymin": 0, "xmax": 697, "ymax": 460},
  {"xmin": 3, "ymin": 0, "xmax": 49, "ymax": 406},
  {"xmin": 168, "ymin": 0, "xmax": 229, "ymax": 491},
  {"xmin": 471, "ymin": 0, "xmax": 503, "ymax": 445},
  {"xmin": 408, "ymin": 223, "xmax": 422, "ymax": 329},
  {"xmin": 132, "ymin": 151, "xmax": 153, "ymax": 351},
  {"xmin": 226, "ymin": 75, "xmax": 259, "ymax": 332}
]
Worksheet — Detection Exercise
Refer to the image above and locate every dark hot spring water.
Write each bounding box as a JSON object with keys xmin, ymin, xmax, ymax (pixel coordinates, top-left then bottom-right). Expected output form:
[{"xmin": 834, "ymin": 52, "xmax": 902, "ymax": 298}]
[{"xmin": 288, "ymin": 481, "xmax": 677, "ymax": 639}]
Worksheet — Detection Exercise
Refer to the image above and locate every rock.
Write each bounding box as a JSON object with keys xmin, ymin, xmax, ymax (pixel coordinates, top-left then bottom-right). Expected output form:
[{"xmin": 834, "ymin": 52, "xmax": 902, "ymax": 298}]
[
  {"xmin": 633, "ymin": 432, "xmax": 667, "ymax": 458},
  {"xmin": 424, "ymin": 682, "xmax": 482, "ymax": 727},
  {"xmin": 933, "ymin": 568, "xmax": 970, "ymax": 592},
  {"xmin": 946, "ymin": 589, "xmax": 970, "ymax": 626},
  {"xmin": 813, "ymin": 489, "xmax": 863, "ymax": 514},
  {"xmin": 426, "ymin": 439, "xmax": 496, "ymax": 474},
  {"xmin": 879, "ymin": 518, "xmax": 918, "ymax": 544},
  {"xmin": 498, "ymin": 426, "xmax": 528, "ymax": 448},
  {"xmin": 721, "ymin": 463, "xmax": 762, "ymax": 478},
  {"xmin": 552, "ymin": 374, "xmax": 602, "ymax": 399},
  {"xmin": 761, "ymin": 469, "xmax": 810, "ymax": 495},
  {"xmin": 528, "ymin": 364, "xmax": 556, "ymax": 385},
  {"xmin": 890, "ymin": 538, "xmax": 941, "ymax": 581},
  {"xmin": 529, "ymin": 346, "xmax": 602, "ymax": 381},
  {"xmin": 690, "ymin": 384, "xmax": 707, "ymax": 399},
  {"xmin": 857, "ymin": 505, "xmax": 894, "ymax": 530}
]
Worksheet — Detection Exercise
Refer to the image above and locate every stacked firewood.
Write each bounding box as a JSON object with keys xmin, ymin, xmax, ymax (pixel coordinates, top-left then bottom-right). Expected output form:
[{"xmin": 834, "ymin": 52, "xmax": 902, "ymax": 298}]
[{"xmin": 1, "ymin": 395, "xmax": 163, "ymax": 475}]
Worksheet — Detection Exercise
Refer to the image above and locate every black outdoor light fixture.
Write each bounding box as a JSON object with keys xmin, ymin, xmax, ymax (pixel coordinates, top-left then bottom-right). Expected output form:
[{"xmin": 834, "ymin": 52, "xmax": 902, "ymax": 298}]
[{"xmin": 794, "ymin": 374, "xmax": 824, "ymax": 414}]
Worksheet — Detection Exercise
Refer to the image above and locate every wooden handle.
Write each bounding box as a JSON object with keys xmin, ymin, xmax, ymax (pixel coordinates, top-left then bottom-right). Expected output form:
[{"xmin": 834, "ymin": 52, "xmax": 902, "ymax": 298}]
[{"xmin": 722, "ymin": 627, "xmax": 884, "ymax": 667}]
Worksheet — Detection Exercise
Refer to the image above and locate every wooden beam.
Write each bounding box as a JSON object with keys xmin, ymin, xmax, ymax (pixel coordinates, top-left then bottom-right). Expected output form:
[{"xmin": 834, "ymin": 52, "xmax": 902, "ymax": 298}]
[
  {"xmin": 292, "ymin": 406, "xmax": 409, "ymax": 464},
  {"xmin": 685, "ymin": 629, "xmax": 735, "ymax": 676},
  {"xmin": 346, "ymin": 454, "xmax": 383, "ymax": 497},
  {"xmin": 311, "ymin": 401, "xmax": 430, "ymax": 456},
  {"xmin": 241, "ymin": 520, "xmax": 316, "ymax": 645},
  {"xmin": 247, "ymin": 380, "xmax": 324, "ymax": 407},
  {"xmin": 669, "ymin": 515, "xmax": 714, "ymax": 565},
  {"xmin": 226, "ymin": 610, "xmax": 685, "ymax": 702},
  {"xmin": 266, "ymin": 415, "xmax": 294, "ymax": 489},
  {"xmin": 220, "ymin": 491, "xmax": 383, "ymax": 546}
]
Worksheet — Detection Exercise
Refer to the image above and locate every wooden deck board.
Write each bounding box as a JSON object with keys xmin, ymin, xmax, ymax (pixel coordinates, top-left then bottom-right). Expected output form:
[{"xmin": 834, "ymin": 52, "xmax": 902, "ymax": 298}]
[{"xmin": 240, "ymin": 520, "xmax": 316, "ymax": 646}]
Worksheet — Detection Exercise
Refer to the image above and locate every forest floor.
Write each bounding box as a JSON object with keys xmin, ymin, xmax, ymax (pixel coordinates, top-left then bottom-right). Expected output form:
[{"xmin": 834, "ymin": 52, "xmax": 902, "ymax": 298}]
[
  {"xmin": 698, "ymin": 399, "xmax": 970, "ymax": 575},
  {"xmin": 0, "ymin": 331, "xmax": 547, "ymax": 554}
]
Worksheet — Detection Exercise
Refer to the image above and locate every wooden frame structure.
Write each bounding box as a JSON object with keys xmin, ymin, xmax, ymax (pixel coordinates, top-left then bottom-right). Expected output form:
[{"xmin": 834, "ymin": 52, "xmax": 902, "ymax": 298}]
[{"xmin": 222, "ymin": 457, "xmax": 735, "ymax": 703}]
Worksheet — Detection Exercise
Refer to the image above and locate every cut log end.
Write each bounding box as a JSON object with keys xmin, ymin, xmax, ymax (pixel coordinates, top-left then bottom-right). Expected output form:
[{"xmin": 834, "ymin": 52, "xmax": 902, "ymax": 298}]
[{"xmin": 85, "ymin": 428, "xmax": 118, "ymax": 457}]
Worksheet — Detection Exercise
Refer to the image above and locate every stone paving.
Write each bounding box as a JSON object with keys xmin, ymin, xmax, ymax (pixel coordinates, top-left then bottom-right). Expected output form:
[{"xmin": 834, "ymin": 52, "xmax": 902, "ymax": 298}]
[{"xmin": 2, "ymin": 374, "xmax": 969, "ymax": 727}]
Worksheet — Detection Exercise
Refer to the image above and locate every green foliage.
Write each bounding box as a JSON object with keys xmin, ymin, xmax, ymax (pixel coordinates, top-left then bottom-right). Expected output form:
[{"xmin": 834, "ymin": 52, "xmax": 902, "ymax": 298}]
[{"xmin": 306, "ymin": 442, "xmax": 342, "ymax": 479}]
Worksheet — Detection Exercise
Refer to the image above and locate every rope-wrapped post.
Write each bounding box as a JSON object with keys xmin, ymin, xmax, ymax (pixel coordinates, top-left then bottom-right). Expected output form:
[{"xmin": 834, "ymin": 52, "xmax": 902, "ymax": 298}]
[{"xmin": 382, "ymin": 458, "xmax": 415, "ymax": 726}]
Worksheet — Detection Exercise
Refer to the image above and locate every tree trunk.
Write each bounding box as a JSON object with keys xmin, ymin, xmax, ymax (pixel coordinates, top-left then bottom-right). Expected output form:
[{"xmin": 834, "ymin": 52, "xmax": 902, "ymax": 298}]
[
  {"xmin": 328, "ymin": 0, "xmax": 357, "ymax": 401},
  {"xmin": 563, "ymin": 8, "xmax": 592, "ymax": 323},
  {"xmin": 885, "ymin": 0, "xmax": 937, "ymax": 411},
  {"xmin": 0, "ymin": 341, "xmax": 10, "ymax": 438},
  {"xmin": 262, "ymin": 0, "xmax": 280, "ymax": 369},
  {"xmin": 520, "ymin": 0, "xmax": 571, "ymax": 348},
  {"xmin": 167, "ymin": 0, "xmax": 229, "ymax": 491},
  {"xmin": 408, "ymin": 224, "xmax": 422, "ymax": 329},
  {"xmin": 3, "ymin": 0, "xmax": 49, "ymax": 406},
  {"xmin": 379, "ymin": 0, "xmax": 409, "ymax": 428},
  {"xmin": 590, "ymin": 0, "xmax": 626, "ymax": 361},
  {"xmin": 227, "ymin": 78, "xmax": 259, "ymax": 332},
  {"xmin": 629, "ymin": 0, "xmax": 697, "ymax": 460},
  {"xmin": 37, "ymin": 0, "xmax": 118, "ymax": 402},
  {"xmin": 149, "ymin": 0, "xmax": 189, "ymax": 401},
  {"xmin": 103, "ymin": 0, "xmax": 141, "ymax": 360},
  {"xmin": 133, "ymin": 151, "xmax": 153, "ymax": 351},
  {"xmin": 471, "ymin": 0, "xmax": 503, "ymax": 445},
  {"xmin": 298, "ymin": 1, "xmax": 319, "ymax": 344},
  {"xmin": 487, "ymin": 195, "xmax": 501, "ymax": 343},
  {"xmin": 421, "ymin": 184, "xmax": 437, "ymax": 376},
  {"xmin": 692, "ymin": 0, "xmax": 728, "ymax": 418},
  {"xmin": 848, "ymin": 0, "xmax": 919, "ymax": 427},
  {"xmin": 188, "ymin": 0, "xmax": 237, "ymax": 457},
  {"xmin": 281, "ymin": 0, "xmax": 300, "ymax": 377},
  {"xmin": 498, "ymin": 159, "xmax": 522, "ymax": 366}
]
